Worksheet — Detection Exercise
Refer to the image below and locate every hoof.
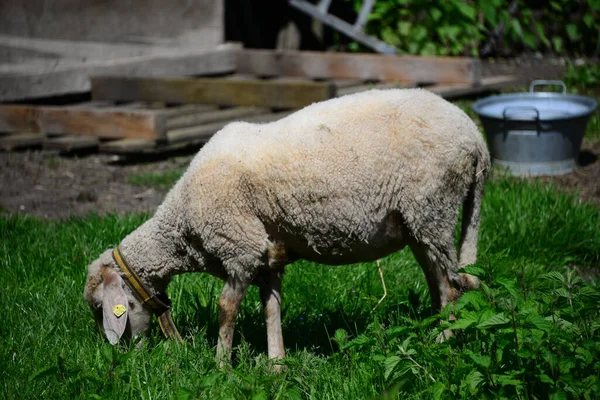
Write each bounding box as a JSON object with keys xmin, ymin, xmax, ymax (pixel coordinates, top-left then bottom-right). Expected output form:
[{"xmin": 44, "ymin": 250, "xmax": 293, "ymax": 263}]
[{"xmin": 459, "ymin": 273, "xmax": 480, "ymax": 291}]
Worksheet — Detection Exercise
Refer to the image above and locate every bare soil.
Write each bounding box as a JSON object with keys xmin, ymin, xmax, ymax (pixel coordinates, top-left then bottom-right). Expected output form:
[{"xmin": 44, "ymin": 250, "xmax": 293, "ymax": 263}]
[{"xmin": 0, "ymin": 150, "xmax": 193, "ymax": 219}]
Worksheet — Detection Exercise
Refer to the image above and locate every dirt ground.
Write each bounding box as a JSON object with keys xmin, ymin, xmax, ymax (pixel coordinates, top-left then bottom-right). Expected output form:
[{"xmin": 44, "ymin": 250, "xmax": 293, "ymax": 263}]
[{"xmin": 0, "ymin": 151, "xmax": 192, "ymax": 219}]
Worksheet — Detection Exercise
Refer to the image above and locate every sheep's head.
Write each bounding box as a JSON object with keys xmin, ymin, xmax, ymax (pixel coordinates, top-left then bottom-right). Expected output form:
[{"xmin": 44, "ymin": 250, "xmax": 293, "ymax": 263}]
[{"xmin": 83, "ymin": 250, "xmax": 152, "ymax": 344}]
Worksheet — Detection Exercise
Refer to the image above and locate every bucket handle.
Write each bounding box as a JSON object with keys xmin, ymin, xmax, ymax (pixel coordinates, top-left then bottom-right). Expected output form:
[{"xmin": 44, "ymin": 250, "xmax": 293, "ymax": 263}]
[
  {"xmin": 529, "ymin": 80, "xmax": 567, "ymax": 94},
  {"xmin": 502, "ymin": 106, "xmax": 540, "ymax": 121}
]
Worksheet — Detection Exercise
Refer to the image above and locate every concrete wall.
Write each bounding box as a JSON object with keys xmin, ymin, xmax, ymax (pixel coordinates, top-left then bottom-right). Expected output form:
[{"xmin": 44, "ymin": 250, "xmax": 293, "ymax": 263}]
[{"xmin": 0, "ymin": 0, "xmax": 223, "ymax": 48}]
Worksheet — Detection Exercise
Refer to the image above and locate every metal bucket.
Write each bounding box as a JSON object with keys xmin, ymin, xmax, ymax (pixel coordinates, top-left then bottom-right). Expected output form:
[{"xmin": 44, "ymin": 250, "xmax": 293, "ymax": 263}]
[{"xmin": 472, "ymin": 80, "xmax": 597, "ymax": 176}]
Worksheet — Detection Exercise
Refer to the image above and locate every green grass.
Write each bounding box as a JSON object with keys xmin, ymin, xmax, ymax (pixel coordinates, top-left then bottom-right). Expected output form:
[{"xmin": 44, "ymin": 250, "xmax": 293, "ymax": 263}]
[
  {"xmin": 128, "ymin": 169, "xmax": 185, "ymax": 191},
  {"xmin": 1, "ymin": 175, "xmax": 599, "ymax": 399}
]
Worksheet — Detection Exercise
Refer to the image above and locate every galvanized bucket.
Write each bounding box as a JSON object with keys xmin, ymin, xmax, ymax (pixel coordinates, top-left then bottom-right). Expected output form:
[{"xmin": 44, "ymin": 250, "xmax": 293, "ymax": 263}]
[{"xmin": 472, "ymin": 80, "xmax": 597, "ymax": 176}]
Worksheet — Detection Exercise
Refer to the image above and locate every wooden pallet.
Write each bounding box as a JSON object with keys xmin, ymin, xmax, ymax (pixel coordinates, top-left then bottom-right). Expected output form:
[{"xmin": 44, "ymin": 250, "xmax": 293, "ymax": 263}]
[
  {"xmin": 0, "ymin": 75, "xmax": 517, "ymax": 154},
  {"xmin": 0, "ymin": 49, "xmax": 518, "ymax": 155}
]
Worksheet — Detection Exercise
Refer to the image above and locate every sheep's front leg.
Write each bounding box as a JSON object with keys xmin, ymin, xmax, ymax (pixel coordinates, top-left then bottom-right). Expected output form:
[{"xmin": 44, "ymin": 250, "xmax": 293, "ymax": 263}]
[
  {"xmin": 216, "ymin": 278, "xmax": 249, "ymax": 366},
  {"xmin": 258, "ymin": 271, "xmax": 285, "ymax": 361}
]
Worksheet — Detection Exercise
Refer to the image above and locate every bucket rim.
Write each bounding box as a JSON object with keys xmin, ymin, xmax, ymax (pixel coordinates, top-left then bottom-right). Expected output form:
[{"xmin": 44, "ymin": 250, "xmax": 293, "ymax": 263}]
[{"xmin": 472, "ymin": 91, "xmax": 598, "ymax": 121}]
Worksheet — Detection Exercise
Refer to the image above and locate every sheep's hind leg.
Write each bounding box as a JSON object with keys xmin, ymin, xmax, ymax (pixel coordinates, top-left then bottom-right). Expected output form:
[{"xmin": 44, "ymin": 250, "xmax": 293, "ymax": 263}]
[
  {"xmin": 257, "ymin": 271, "xmax": 285, "ymax": 368},
  {"xmin": 216, "ymin": 277, "xmax": 249, "ymax": 366},
  {"xmin": 408, "ymin": 237, "xmax": 459, "ymax": 341}
]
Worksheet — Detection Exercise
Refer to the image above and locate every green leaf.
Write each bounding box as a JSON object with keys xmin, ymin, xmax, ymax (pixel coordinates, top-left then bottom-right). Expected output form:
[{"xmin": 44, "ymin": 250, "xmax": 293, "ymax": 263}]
[
  {"xmin": 566, "ymin": 24, "xmax": 581, "ymax": 41},
  {"xmin": 539, "ymin": 373, "xmax": 555, "ymax": 384},
  {"xmin": 496, "ymin": 277, "xmax": 521, "ymax": 301},
  {"xmin": 553, "ymin": 35, "xmax": 564, "ymax": 52},
  {"xmin": 252, "ymin": 390, "xmax": 268, "ymax": 400},
  {"xmin": 536, "ymin": 22, "xmax": 551, "ymax": 47},
  {"xmin": 176, "ymin": 387, "xmax": 195, "ymax": 400},
  {"xmin": 285, "ymin": 387, "xmax": 302, "ymax": 400},
  {"xmin": 550, "ymin": 391, "xmax": 568, "ymax": 400},
  {"xmin": 382, "ymin": 27, "xmax": 401, "ymax": 47},
  {"xmin": 583, "ymin": 13, "xmax": 594, "ymax": 28},
  {"xmin": 477, "ymin": 313, "xmax": 511, "ymax": 329},
  {"xmin": 384, "ymin": 356, "xmax": 401, "ymax": 380},
  {"xmin": 468, "ymin": 352, "xmax": 491, "ymax": 368},
  {"xmin": 29, "ymin": 365, "xmax": 58, "ymax": 381},
  {"xmin": 463, "ymin": 370, "xmax": 484, "ymax": 395},
  {"xmin": 455, "ymin": 2, "xmax": 476, "ymax": 21},
  {"xmin": 494, "ymin": 374, "xmax": 523, "ymax": 387},
  {"xmin": 199, "ymin": 372, "xmax": 222, "ymax": 388},
  {"xmin": 430, "ymin": 8, "xmax": 443, "ymax": 22},
  {"xmin": 397, "ymin": 21, "xmax": 412, "ymax": 36},
  {"xmin": 480, "ymin": 2, "xmax": 497, "ymax": 25},
  {"xmin": 430, "ymin": 381, "xmax": 446, "ymax": 400},
  {"xmin": 523, "ymin": 32, "xmax": 537, "ymax": 50},
  {"xmin": 510, "ymin": 19, "xmax": 524, "ymax": 39},
  {"xmin": 549, "ymin": 1, "xmax": 563, "ymax": 11},
  {"xmin": 450, "ymin": 316, "xmax": 478, "ymax": 330}
]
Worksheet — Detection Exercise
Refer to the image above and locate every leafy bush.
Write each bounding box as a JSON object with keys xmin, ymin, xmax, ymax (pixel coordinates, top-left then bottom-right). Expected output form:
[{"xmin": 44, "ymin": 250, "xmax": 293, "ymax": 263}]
[{"xmin": 345, "ymin": 0, "xmax": 600, "ymax": 56}]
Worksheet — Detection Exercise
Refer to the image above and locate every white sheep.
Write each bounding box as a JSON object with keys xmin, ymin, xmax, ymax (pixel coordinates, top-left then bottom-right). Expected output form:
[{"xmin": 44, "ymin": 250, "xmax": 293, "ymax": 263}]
[{"xmin": 84, "ymin": 88, "xmax": 489, "ymax": 362}]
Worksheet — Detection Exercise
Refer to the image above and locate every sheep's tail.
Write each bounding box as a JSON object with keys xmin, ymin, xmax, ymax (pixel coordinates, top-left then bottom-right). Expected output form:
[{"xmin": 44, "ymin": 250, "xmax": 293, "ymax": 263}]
[{"xmin": 458, "ymin": 144, "xmax": 490, "ymax": 268}]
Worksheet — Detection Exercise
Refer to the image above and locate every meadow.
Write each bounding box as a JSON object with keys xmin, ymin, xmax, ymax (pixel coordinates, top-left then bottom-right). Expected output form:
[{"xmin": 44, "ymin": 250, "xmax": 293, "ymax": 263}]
[{"xmin": 1, "ymin": 93, "xmax": 599, "ymax": 399}]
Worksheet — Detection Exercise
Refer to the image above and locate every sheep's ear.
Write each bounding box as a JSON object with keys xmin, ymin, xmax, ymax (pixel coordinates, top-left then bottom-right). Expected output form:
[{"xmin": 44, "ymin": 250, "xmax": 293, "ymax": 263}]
[{"xmin": 101, "ymin": 269, "xmax": 129, "ymax": 344}]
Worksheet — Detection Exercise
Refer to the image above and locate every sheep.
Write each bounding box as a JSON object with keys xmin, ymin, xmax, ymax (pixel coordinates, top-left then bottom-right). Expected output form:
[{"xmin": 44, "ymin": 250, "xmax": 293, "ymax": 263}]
[{"xmin": 84, "ymin": 88, "xmax": 490, "ymax": 362}]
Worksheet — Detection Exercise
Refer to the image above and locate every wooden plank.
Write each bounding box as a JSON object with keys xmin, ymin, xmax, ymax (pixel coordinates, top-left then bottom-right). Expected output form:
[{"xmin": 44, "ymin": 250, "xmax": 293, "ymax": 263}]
[
  {"xmin": 167, "ymin": 110, "xmax": 292, "ymax": 144},
  {"xmin": 161, "ymin": 104, "xmax": 219, "ymax": 118},
  {"xmin": 237, "ymin": 49, "xmax": 481, "ymax": 85},
  {"xmin": 166, "ymin": 107, "xmax": 269, "ymax": 130},
  {"xmin": 43, "ymin": 135, "xmax": 99, "ymax": 151},
  {"xmin": 0, "ymin": 47, "xmax": 237, "ymax": 102},
  {"xmin": 0, "ymin": 105, "xmax": 167, "ymax": 140},
  {"xmin": 91, "ymin": 76, "xmax": 336, "ymax": 109},
  {"xmin": 336, "ymin": 81, "xmax": 418, "ymax": 96},
  {"xmin": 0, "ymin": 133, "xmax": 44, "ymax": 151},
  {"xmin": 427, "ymin": 75, "xmax": 518, "ymax": 99},
  {"xmin": 99, "ymin": 139, "xmax": 156, "ymax": 153}
]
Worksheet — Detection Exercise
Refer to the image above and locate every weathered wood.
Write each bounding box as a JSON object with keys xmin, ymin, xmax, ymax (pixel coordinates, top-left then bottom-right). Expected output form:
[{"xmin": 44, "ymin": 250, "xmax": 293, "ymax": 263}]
[
  {"xmin": 0, "ymin": 105, "xmax": 167, "ymax": 140},
  {"xmin": 336, "ymin": 81, "xmax": 418, "ymax": 96},
  {"xmin": 0, "ymin": 133, "xmax": 44, "ymax": 151},
  {"xmin": 427, "ymin": 75, "xmax": 518, "ymax": 99},
  {"xmin": 166, "ymin": 107, "xmax": 269, "ymax": 130},
  {"xmin": 43, "ymin": 135, "xmax": 99, "ymax": 151},
  {"xmin": 161, "ymin": 104, "xmax": 219, "ymax": 118},
  {"xmin": 237, "ymin": 49, "xmax": 481, "ymax": 85},
  {"xmin": 91, "ymin": 76, "xmax": 336, "ymax": 108},
  {"xmin": 0, "ymin": 47, "xmax": 237, "ymax": 101},
  {"xmin": 167, "ymin": 111, "xmax": 292, "ymax": 144},
  {"xmin": 99, "ymin": 139, "xmax": 156, "ymax": 153}
]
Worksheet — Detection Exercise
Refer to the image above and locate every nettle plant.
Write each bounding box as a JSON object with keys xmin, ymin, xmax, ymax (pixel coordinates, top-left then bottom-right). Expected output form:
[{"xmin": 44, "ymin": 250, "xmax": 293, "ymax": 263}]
[
  {"xmin": 335, "ymin": 266, "xmax": 600, "ymax": 399},
  {"xmin": 345, "ymin": 0, "xmax": 600, "ymax": 56}
]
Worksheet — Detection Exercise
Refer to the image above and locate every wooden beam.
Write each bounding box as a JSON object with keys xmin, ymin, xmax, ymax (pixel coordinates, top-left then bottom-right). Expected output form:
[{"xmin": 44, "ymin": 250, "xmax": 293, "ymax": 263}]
[
  {"xmin": 0, "ymin": 105, "xmax": 167, "ymax": 140},
  {"xmin": 0, "ymin": 46, "xmax": 237, "ymax": 102},
  {"xmin": 91, "ymin": 76, "xmax": 335, "ymax": 108},
  {"xmin": 0, "ymin": 133, "xmax": 44, "ymax": 151},
  {"xmin": 44, "ymin": 136, "xmax": 99, "ymax": 152},
  {"xmin": 166, "ymin": 110, "xmax": 292, "ymax": 144},
  {"xmin": 237, "ymin": 49, "xmax": 481, "ymax": 85},
  {"xmin": 427, "ymin": 75, "xmax": 518, "ymax": 99},
  {"xmin": 336, "ymin": 81, "xmax": 417, "ymax": 96},
  {"xmin": 166, "ymin": 107, "xmax": 269, "ymax": 130}
]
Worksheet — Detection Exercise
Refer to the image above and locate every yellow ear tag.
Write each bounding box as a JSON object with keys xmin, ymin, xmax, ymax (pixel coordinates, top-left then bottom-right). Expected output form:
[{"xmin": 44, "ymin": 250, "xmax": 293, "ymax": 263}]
[{"xmin": 113, "ymin": 304, "xmax": 127, "ymax": 318}]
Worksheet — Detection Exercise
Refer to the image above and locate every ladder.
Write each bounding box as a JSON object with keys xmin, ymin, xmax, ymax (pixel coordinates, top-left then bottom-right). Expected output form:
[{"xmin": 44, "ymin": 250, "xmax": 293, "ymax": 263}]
[{"xmin": 289, "ymin": 0, "xmax": 397, "ymax": 54}]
